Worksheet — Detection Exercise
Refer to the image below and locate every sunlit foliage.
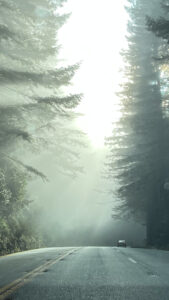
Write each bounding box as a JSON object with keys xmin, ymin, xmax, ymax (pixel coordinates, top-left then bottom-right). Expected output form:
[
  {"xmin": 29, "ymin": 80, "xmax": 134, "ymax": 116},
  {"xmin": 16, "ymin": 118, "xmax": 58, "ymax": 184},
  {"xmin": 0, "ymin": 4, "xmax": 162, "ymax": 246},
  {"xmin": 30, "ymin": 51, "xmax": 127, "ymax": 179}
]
[{"xmin": 0, "ymin": 0, "xmax": 84, "ymax": 254}]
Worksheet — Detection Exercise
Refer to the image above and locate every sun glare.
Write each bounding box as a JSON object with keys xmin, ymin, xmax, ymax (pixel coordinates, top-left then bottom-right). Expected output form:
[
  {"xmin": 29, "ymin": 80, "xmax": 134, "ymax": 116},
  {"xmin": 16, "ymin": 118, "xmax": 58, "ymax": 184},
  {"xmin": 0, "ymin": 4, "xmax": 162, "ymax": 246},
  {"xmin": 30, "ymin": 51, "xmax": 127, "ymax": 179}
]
[{"xmin": 58, "ymin": 0, "xmax": 128, "ymax": 148}]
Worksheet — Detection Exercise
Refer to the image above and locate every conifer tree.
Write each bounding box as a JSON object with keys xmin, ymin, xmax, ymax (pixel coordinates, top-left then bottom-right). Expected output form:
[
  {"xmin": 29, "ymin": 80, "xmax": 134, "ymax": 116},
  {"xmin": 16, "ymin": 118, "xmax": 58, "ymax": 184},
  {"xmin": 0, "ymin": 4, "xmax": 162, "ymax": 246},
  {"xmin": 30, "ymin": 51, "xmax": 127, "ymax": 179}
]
[
  {"xmin": 106, "ymin": 0, "xmax": 169, "ymax": 246},
  {"xmin": 0, "ymin": 0, "xmax": 84, "ymax": 253}
]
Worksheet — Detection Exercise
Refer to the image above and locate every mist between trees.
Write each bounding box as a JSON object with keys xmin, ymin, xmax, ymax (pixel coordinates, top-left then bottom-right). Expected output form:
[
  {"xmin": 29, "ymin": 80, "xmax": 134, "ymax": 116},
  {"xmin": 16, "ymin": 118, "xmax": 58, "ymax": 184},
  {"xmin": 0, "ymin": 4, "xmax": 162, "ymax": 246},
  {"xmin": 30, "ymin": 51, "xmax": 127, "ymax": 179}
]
[
  {"xmin": 106, "ymin": 0, "xmax": 169, "ymax": 248},
  {"xmin": 0, "ymin": 0, "xmax": 87, "ymax": 255},
  {"xmin": 1, "ymin": 0, "xmax": 169, "ymax": 255}
]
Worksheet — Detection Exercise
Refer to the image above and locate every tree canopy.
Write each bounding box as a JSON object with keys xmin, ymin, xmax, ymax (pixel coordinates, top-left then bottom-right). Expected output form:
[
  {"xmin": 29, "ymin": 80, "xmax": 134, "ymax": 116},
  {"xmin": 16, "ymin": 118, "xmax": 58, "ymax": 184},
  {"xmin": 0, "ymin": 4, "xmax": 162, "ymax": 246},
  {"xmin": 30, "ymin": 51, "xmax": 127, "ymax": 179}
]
[
  {"xmin": 106, "ymin": 0, "xmax": 169, "ymax": 247},
  {"xmin": 0, "ymin": 0, "xmax": 85, "ymax": 254}
]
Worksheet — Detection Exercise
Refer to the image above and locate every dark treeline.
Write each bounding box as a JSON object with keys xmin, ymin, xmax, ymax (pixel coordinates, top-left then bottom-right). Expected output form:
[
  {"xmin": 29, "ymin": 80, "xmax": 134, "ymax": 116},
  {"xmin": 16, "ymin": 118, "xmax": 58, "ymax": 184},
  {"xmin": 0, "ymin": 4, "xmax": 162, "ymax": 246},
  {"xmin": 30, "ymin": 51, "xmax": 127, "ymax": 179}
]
[
  {"xmin": 0, "ymin": 0, "xmax": 84, "ymax": 255},
  {"xmin": 106, "ymin": 0, "xmax": 169, "ymax": 248}
]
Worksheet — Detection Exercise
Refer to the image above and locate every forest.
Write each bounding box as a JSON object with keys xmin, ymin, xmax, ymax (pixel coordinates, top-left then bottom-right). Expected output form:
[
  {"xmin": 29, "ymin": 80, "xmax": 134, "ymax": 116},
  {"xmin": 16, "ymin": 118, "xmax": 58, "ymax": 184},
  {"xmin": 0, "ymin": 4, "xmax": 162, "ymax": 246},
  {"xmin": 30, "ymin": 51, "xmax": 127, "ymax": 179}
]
[
  {"xmin": 106, "ymin": 0, "xmax": 169, "ymax": 248},
  {"xmin": 0, "ymin": 0, "xmax": 84, "ymax": 255},
  {"xmin": 1, "ymin": 0, "xmax": 169, "ymax": 255}
]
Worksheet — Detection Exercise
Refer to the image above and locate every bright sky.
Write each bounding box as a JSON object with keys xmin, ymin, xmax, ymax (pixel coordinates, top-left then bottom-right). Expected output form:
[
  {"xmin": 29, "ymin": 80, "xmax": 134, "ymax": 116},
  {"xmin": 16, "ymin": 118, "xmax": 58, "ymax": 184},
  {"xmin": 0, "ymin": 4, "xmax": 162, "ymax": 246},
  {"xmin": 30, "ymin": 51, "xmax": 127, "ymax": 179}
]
[{"xmin": 58, "ymin": 0, "xmax": 128, "ymax": 148}]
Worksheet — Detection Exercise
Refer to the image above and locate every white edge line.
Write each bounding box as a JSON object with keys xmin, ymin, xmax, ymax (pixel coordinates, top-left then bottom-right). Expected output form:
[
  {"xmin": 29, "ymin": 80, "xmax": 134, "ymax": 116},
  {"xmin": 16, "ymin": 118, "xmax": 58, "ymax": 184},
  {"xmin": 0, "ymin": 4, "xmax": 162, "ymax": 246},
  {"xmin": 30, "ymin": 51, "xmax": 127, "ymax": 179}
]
[{"xmin": 128, "ymin": 257, "xmax": 137, "ymax": 264}]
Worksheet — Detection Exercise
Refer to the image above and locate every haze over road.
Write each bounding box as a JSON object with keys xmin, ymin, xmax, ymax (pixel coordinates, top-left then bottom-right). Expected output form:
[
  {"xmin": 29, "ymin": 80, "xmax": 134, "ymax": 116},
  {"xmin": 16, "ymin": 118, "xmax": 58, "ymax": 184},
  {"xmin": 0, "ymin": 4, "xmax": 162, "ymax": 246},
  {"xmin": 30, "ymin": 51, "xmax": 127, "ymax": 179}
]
[{"xmin": 1, "ymin": 247, "xmax": 169, "ymax": 300}]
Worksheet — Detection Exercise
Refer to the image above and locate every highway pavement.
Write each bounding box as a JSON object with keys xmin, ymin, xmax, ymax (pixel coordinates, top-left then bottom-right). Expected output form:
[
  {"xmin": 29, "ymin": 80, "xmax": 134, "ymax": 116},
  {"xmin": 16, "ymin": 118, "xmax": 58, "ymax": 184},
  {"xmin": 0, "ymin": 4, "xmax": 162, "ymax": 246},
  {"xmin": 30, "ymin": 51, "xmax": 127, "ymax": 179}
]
[{"xmin": 0, "ymin": 246, "xmax": 169, "ymax": 299}]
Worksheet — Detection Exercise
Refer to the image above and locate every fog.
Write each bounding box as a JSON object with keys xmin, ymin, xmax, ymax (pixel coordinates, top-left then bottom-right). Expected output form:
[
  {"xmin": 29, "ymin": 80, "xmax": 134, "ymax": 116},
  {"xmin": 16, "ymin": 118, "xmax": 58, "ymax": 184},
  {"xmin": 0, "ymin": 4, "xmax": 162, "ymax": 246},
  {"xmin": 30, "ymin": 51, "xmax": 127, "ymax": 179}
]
[
  {"xmin": 27, "ymin": 144, "xmax": 145, "ymax": 247},
  {"xmin": 1, "ymin": 0, "xmax": 155, "ymax": 256},
  {"xmin": 24, "ymin": 0, "xmax": 145, "ymax": 248}
]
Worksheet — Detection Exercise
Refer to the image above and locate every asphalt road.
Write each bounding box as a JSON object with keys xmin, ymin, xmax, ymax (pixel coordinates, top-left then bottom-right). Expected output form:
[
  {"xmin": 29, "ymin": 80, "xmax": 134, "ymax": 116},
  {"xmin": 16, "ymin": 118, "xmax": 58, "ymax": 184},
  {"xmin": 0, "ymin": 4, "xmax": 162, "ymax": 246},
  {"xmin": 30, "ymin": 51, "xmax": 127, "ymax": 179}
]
[{"xmin": 0, "ymin": 246, "xmax": 169, "ymax": 300}]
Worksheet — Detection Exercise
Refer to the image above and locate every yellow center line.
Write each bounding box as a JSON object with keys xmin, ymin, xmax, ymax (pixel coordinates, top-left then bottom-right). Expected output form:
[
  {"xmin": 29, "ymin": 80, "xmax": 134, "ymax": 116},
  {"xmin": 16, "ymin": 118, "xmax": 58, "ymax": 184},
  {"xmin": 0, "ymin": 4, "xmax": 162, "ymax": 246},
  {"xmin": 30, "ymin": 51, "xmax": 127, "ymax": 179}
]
[{"xmin": 0, "ymin": 248, "xmax": 78, "ymax": 300}]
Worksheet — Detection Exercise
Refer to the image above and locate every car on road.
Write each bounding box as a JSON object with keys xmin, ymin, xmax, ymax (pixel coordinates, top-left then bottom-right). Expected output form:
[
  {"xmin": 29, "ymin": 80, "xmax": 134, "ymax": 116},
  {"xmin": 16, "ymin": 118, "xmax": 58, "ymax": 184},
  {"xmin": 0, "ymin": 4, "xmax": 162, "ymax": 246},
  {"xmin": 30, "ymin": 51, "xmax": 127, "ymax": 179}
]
[{"xmin": 117, "ymin": 240, "xmax": 127, "ymax": 247}]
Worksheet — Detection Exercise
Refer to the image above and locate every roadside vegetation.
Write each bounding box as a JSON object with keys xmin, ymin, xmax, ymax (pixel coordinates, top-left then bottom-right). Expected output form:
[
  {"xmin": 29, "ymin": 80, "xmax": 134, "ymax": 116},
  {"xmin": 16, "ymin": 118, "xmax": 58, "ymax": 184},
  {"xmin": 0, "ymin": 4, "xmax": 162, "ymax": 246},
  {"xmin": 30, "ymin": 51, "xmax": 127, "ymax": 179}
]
[
  {"xmin": 2, "ymin": 0, "xmax": 169, "ymax": 255},
  {"xmin": 0, "ymin": 0, "xmax": 84, "ymax": 255},
  {"xmin": 106, "ymin": 0, "xmax": 169, "ymax": 249}
]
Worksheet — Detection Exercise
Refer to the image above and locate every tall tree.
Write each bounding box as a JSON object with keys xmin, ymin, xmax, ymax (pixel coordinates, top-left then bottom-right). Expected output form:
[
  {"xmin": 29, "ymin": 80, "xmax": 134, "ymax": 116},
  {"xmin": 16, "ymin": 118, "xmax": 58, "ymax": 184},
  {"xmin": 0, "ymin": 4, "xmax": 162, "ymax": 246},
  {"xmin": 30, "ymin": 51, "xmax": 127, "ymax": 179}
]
[
  {"xmin": 106, "ymin": 0, "xmax": 169, "ymax": 247},
  {"xmin": 0, "ymin": 0, "xmax": 85, "ymax": 253},
  {"xmin": 146, "ymin": 2, "xmax": 169, "ymax": 246},
  {"xmin": 0, "ymin": 0, "xmax": 84, "ymax": 175}
]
